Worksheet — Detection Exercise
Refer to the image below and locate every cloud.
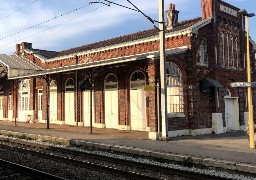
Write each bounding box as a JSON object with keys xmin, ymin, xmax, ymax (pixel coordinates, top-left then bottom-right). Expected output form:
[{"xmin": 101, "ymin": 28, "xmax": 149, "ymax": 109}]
[{"xmin": 0, "ymin": 0, "xmax": 255, "ymax": 55}]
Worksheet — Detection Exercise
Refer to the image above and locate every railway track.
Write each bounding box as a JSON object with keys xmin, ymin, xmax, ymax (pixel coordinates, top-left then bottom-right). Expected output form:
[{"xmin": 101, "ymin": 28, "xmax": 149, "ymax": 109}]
[
  {"xmin": 0, "ymin": 158, "xmax": 66, "ymax": 180},
  {"xmin": 0, "ymin": 137, "xmax": 236, "ymax": 179}
]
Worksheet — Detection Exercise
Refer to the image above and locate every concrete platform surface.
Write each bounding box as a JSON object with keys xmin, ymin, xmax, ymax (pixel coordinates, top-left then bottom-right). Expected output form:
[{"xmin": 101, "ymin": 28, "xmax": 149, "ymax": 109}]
[{"xmin": 0, "ymin": 121, "xmax": 256, "ymax": 174}]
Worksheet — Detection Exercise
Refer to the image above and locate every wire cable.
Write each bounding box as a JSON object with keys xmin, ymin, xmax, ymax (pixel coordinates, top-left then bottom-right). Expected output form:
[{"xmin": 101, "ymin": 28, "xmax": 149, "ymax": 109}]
[
  {"xmin": 0, "ymin": 0, "xmax": 38, "ymax": 22},
  {"xmin": 0, "ymin": 5, "xmax": 105, "ymax": 48},
  {"xmin": 0, "ymin": 3, "xmax": 91, "ymax": 42}
]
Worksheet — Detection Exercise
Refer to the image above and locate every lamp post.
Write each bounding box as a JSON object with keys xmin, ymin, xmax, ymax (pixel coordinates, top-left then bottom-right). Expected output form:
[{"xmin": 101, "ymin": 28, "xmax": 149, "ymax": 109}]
[{"xmin": 239, "ymin": 9, "xmax": 255, "ymax": 149}]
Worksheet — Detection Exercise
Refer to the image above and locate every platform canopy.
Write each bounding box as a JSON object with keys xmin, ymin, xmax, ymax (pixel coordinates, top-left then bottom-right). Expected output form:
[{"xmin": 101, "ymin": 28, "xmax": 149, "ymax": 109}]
[
  {"xmin": 7, "ymin": 46, "xmax": 189, "ymax": 80},
  {"xmin": 0, "ymin": 54, "xmax": 43, "ymax": 79}
]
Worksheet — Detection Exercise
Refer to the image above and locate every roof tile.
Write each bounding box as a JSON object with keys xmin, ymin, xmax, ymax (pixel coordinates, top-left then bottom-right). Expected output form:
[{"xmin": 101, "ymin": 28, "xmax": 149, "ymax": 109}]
[{"xmin": 34, "ymin": 17, "xmax": 202, "ymax": 59}]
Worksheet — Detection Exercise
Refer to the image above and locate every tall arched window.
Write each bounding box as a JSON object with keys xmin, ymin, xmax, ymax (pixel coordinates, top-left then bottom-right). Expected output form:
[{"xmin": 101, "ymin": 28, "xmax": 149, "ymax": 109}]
[
  {"xmin": 65, "ymin": 78, "xmax": 75, "ymax": 125},
  {"xmin": 220, "ymin": 32, "xmax": 225, "ymax": 65},
  {"xmin": 198, "ymin": 38, "xmax": 208, "ymax": 65},
  {"xmin": 235, "ymin": 37, "xmax": 239, "ymax": 67},
  {"xmin": 166, "ymin": 62, "xmax": 184, "ymax": 114},
  {"xmin": 19, "ymin": 79, "xmax": 30, "ymax": 111},
  {"xmin": 104, "ymin": 74, "xmax": 118, "ymax": 129},
  {"xmin": 230, "ymin": 36, "xmax": 234, "ymax": 67},
  {"xmin": 50, "ymin": 80, "xmax": 58, "ymax": 122},
  {"xmin": 226, "ymin": 34, "xmax": 229, "ymax": 66}
]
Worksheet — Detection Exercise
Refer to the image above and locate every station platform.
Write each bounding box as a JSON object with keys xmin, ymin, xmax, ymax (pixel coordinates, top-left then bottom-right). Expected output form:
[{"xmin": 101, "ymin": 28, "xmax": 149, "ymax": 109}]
[{"xmin": 0, "ymin": 120, "xmax": 255, "ymax": 175}]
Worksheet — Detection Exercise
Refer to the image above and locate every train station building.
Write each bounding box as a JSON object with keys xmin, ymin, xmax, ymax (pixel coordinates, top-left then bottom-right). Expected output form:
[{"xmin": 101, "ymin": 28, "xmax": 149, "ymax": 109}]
[{"xmin": 0, "ymin": 0, "xmax": 255, "ymax": 139}]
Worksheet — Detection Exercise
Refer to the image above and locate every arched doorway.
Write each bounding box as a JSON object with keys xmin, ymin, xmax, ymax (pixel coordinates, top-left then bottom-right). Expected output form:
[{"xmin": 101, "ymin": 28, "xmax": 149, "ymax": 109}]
[
  {"xmin": 104, "ymin": 74, "xmax": 118, "ymax": 129},
  {"xmin": 18, "ymin": 79, "xmax": 30, "ymax": 122},
  {"xmin": 65, "ymin": 79, "xmax": 75, "ymax": 125},
  {"xmin": 50, "ymin": 80, "xmax": 58, "ymax": 123},
  {"xmin": 130, "ymin": 71, "xmax": 146, "ymax": 131},
  {"xmin": 83, "ymin": 77, "xmax": 95, "ymax": 127}
]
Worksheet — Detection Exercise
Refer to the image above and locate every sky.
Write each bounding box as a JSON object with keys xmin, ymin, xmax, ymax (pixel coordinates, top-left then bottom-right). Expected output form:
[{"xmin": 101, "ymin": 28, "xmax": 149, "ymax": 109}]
[{"xmin": 0, "ymin": 0, "xmax": 255, "ymax": 54}]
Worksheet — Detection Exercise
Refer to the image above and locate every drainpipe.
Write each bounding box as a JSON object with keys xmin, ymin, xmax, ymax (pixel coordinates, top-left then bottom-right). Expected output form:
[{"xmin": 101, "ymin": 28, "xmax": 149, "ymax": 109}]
[
  {"xmin": 46, "ymin": 75, "xmax": 50, "ymax": 129},
  {"xmin": 75, "ymin": 55, "xmax": 79, "ymax": 126},
  {"xmin": 157, "ymin": 82, "xmax": 160, "ymax": 138},
  {"xmin": 13, "ymin": 80, "xmax": 18, "ymax": 126},
  {"xmin": 90, "ymin": 69, "xmax": 93, "ymax": 134},
  {"xmin": 76, "ymin": 70, "xmax": 78, "ymax": 126}
]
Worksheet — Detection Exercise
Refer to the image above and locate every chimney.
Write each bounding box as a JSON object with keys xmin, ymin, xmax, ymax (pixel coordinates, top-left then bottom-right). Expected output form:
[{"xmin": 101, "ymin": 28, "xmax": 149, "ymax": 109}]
[
  {"xmin": 16, "ymin": 44, "xmax": 21, "ymax": 55},
  {"xmin": 16, "ymin": 42, "xmax": 32, "ymax": 55},
  {"xmin": 166, "ymin": 3, "xmax": 179, "ymax": 30},
  {"xmin": 201, "ymin": 0, "xmax": 213, "ymax": 20}
]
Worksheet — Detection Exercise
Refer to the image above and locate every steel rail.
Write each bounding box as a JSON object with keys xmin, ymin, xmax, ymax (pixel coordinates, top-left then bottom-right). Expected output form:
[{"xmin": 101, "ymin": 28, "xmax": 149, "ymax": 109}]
[
  {"xmin": 0, "ymin": 158, "xmax": 66, "ymax": 180},
  {"xmin": 0, "ymin": 137, "xmax": 232, "ymax": 180}
]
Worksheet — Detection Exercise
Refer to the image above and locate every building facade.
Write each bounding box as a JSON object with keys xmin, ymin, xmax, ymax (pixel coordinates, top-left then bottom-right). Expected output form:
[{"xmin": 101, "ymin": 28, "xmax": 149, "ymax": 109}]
[{"xmin": 0, "ymin": 0, "xmax": 255, "ymax": 139}]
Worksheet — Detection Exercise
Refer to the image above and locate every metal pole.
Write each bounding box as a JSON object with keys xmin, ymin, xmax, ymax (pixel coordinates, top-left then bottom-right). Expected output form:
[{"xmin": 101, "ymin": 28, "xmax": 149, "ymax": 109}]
[
  {"xmin": 46, "ymin": 75, "xmax": 50, "ymax": 129},
  {"xmin": 157, "ymin": 82, "xmax": 160, "ymax": 137},
  {"xmin": 90, "ymin": 70, "xmax": 93, "ymax": 134},
  {"xmin": 76, "ymin": 71, "xmax": 78, "ymax": 126},
  {"xmin": 245, "ymin": 15, "xmax": 255, "ymax": 148},
  {"xmin": 13, "ymin": 81, "xmax": 17, "ymax": 126},
  {"xmin": 159, "ymin": 0, "xmax": 168, "ymax": 139}
]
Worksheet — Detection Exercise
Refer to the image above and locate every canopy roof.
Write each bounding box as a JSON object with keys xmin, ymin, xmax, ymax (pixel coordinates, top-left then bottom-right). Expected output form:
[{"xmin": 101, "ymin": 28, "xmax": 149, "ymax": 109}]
[
  {"xmin": 7, "ymin": 46, "xmax": 189, "ymax": 80},
  {"xmin": 0, "ymin": 54, "xmax": 43, "ymax": 79}
]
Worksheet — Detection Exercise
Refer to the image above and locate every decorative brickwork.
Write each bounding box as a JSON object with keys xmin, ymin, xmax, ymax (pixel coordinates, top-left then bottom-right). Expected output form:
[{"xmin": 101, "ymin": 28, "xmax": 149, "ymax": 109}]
[{"xmin": 0, "ymin": 0, "xmax": 255, "ymax": 139}]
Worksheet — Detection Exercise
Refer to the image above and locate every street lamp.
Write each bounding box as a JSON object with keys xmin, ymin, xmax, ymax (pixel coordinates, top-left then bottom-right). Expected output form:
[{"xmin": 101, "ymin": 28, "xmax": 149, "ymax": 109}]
[{"xmin": 239, "ymin": 9, "xmax": 255, "ymax": 149}]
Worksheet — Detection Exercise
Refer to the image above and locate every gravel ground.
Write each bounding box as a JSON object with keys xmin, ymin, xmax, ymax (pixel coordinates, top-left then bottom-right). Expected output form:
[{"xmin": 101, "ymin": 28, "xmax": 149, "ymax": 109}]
[
  {"xmin": 0, "ymin": 146, "xmax": 127, "ymax": 180},
  {"xmin": 0, "ymin": 135, "xmax": 256, "ymax": 180}
]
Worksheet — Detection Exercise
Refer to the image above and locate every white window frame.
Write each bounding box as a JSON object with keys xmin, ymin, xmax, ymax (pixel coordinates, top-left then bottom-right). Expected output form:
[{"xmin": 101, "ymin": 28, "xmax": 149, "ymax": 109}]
[
  {"xmin": 166, "ymin": 62, "xmax": 184, "ymax": 117},
  {"xmin": 8, "ymin": 92, "xmax": 12, "ymax": 110},
  {"xmin": 235, "ymin": 37, "xmax": 239, "ymax": 67},
  {"xmin": 38, "ymin": 89, "xmax": 43, "ymax": 111},
  {"xmin": 230, "ymin": 36, "xmax": 234, "ymax": 67},
  {"xmin": 220, "ymin": 32, "xmax": 225, "ymax": 65},
  {"xmin": 226, "ymin": 34, "xmax": 229, "ymax": 66}
]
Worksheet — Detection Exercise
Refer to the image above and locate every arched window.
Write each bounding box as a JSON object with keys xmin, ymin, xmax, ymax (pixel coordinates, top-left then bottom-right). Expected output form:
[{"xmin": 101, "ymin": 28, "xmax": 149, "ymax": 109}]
[
  {"xmin": 130, "ymin": 71, "xmax": 146, "ymax": 89},
  {"xmin": 105, "ymin": 74, "xmax": 118, "ymax": 90},
  {"xmin": 235, "ymin": 37, "xmax": 239, "ymax": 67},
  {"xmin": 220, "ymin": 32, "xmax": 225, "ymax": 65},
  {"xmin": 230, "ymin": 36, "xmax": 234, "ymax": 67},
  {"xmin": 50, "ymin": 80, "xmax": 57, "ymax": 88},
  {"xmin": 166, "ymin": 62, "xmax": 184, "ymax": 114},
  {"xmin": 198, "ymin": 38, "xmax": 207, "ymax": 65},
  {"xmin": 19, "ymin": 79, "xmax": 30, "ymax": 111},
  {"xmin": 65, "ymin": 79, "xmax": 74, "ymax": 92},
  {"xmin": 226, "ymin": 34, "xmax": 229, "ymax": 66}
]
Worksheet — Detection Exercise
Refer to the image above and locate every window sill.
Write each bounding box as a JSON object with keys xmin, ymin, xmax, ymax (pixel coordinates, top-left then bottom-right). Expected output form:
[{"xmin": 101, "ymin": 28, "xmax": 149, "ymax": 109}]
[
  {"xmin": 168, "ymin": 113, "xmax": 185, "ymax": 118},
  {"xmin": 196, "ymin": 62, "xmax": 208, "ymax": 66}
]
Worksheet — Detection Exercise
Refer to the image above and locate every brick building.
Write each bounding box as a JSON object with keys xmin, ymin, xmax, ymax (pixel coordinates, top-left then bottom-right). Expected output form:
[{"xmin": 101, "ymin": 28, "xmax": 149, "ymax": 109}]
[{"xmin": 0, "ymin": 0, "xmax": 255, "ymax": 139}]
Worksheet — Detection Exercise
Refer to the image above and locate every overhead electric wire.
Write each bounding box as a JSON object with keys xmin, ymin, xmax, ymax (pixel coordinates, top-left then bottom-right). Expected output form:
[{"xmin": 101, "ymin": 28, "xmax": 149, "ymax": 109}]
[
  {"xmin": 92, "ymin": 0, "xmax": 159, "ymax": 30},
  {"xmin": 0, "ymin": 5, "xmax": 105, "ymax": 48},
  {"xmin": 0, "ymin": 0, "xmax": 39, "ymax": 22},
  {"xmin": 0, "ymin": 3, "xmax": 91, "ymax": 42}
]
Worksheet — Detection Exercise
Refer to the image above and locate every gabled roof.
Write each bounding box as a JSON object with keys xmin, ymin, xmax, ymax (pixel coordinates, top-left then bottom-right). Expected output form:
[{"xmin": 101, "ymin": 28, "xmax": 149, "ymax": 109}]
[
  {"xmin": 25, "ymin": 49, "xmax": 59, "ymax": 59},
  {"xmin": 25, "ymin": 17, "xmax": 203, "ymax": 60}
]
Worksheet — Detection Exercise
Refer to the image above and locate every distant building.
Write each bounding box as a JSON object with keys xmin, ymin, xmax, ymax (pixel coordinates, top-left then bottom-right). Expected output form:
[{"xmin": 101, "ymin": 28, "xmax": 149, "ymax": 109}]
[{"xmin": 0, "ymin": 0, "xmax": 255, "ymax": 139}]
